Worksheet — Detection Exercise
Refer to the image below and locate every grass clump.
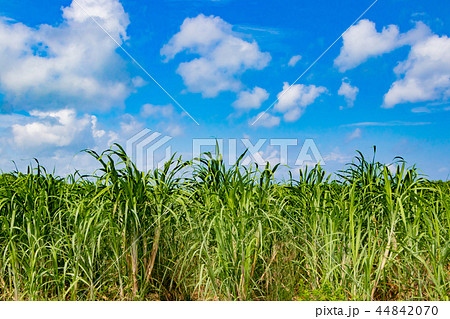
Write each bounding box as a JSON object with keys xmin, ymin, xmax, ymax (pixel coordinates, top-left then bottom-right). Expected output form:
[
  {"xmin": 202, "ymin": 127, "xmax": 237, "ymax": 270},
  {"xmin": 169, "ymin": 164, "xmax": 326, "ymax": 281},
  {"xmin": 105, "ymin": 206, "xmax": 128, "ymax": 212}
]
[{"xmin": 0, "ymin": 145, "xmax": 448, "ymax": 300}]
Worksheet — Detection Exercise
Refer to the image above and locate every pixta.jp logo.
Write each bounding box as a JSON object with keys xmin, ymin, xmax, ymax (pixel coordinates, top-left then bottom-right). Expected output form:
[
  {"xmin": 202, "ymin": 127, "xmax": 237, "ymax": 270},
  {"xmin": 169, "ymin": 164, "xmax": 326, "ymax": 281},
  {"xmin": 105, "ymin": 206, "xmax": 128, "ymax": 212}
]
[
  {"xmin": 127, "ymin": 129, "xmax": 325, "ymax": 171},
  {"xmin": 126, "ymin": 129, "xmax": 173, "ymax": 171}
]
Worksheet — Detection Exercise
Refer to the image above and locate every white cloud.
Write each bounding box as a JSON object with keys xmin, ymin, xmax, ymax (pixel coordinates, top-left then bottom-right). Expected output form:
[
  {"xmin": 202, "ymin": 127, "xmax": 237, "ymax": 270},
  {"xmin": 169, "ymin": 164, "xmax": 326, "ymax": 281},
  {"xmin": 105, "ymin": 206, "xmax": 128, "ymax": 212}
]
[
  {"xmin": 344, "ymin": 121, "xmax": 430, "ymax": 127},
  {"xmin": 274, "ymin": 82, "xmax": 327, "ymax": 122},
  {"xmin": 438, "ymin": 167, "xmax": 449, "ymax": 173},
  {"xmin": 139, "ymin": 103, "xmax": 185, "ymax": 136},
  {"xmin": 118, "ymin": 113, "xmax": 145, "ymax": 135},
  {"xmin": 347, "ymin": 128, "xmax": 362, "ymax": 141},
  {"xmin": 11, "ymin": 109, "xmax": 97, "ymax": 148},
  {"xmin": 334, "ymin": 20, "xmax": 431, "ymax": 72},
  {"xmin": 166, "ymin": 124, "xmax": 183, "ymax": 137},
  {"xmin": 335, "ymin": 19, "xmax": 450, "ymax": 108},
  {"xmin": 282, "ymin": 108, "xmax": 303, "ymax": 122},
  {"xmin": 140, "ymin": 103, "xmax": 175, "ymax": 118},
  {"xmin": 161, "ymin": 14, "xmax": 271, "ymax": 97},
  {"xmin": 132, "ymin": 76, "xmax": 147, "ymax": 88},
  {"xmin": 245, "ymin": 145, "xmax": 280, "ymax": 166},
  {"xmin": 288, "ymin": 55, "xmax": 302, "ymax": 67},
  {"xmin": 250, "ymin": 112, "xmax": 280, "ymax": 128},
  {"xmin": 90, "ymin": 115, "xmax": 106, "ymax": 138},
  {"xmin": 103, "ymin": 114, "xmax": 150, "ymax": 147},
  {"xmin": 0, "ymin": 0, "xmax": 132, "ymax": 111},
  {"xmin": 383, "ymin": 34, "xmax": 450, "ymax": 108},
  {"xmin": 324, "ymin": 148, "xmax": 351, "ymax": 164},
  {"xmin": 411, "ymin": 106, "xmax": 431, "ymax": 113},
  {"xmin": 387, "ymin": 164, "xmax": 398, "ymax": 174},
  {"xmin": 0, "ymin": 113, "xmax": 28, "ymax": 128},
  {"xmin": 232, "ymin": 87, "xmax": 269, "ymax": 110},
  {"xmin": 338, "ymin": 78, "xmax": 359, "ymax": 108},
  {"xmin": 334, "ymin": 20, "xmax": 399, "ymax": 72},
  {"xmin": 139, "ymin": 103, "xmax": 186, "ymax": 137},
  {"xmin": 0, "ymin": 109, "xmax": 151, "ymax": 175},
  {"xmin": 62, "ymin": 0, "xmax": 129, "ymax": 38}
]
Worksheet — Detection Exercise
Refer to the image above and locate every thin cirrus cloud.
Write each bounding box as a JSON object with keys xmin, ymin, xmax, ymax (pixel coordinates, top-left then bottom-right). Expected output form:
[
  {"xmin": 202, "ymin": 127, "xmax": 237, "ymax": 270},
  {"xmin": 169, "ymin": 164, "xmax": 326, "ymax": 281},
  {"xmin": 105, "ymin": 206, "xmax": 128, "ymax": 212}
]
[
  {"xmin": 411, "ymin": 104, "xmax": 450, "ymax": 113},
  {"xmin": 0, "ymin": 0, "xmax": 136, "ymax": 112},
  {"xmin": 343, "ymin": 121, "xmax": 431, "ymax": 127},
  {"xmin": 411, "ymin": 106, "xmax": 432, "ymax": 113},
  {"xmin": 161, "ymin": 14, "xmax": 271, "ymax": 98},
  {"xmin": 273, "ymin": 82, "xmax": 327, "ymax": 122}
]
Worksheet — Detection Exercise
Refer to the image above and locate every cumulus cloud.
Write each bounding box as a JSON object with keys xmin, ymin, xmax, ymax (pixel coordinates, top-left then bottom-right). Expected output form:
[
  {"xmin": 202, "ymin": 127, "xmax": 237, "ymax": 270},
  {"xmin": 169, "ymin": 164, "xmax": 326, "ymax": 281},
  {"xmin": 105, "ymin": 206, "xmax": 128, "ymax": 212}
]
[
  {"xmin": 288, "ymin": 55, "xmax": 302, "ymax": 67},
  {"xmin": 334, "ymin": 20, "xmax": 400, "ymax": 72},
  {"xmin": 0, "ymin": 108, "xmax": 152, "ymax": 175},
  {"xmin": 232, "ymin": 87, "xmax": 269, "ymax": 110},
  {"xmin": 11, "ymin": 109, "xmax": 100, "ymax": 149},
  {"xmin": 334, "ymin": 19, "xmax": 431, "ymax": 72},
  {"xmin": 0, "ymin": 109, "xmax": 148, "ymax": 175},
  {"xmin": 0, "ymin": 0, "xmax": 134, "ymax": 111},
  {"xmin": 383, "ymin": 34, "xmax": 450, "ymax": 108},
  {"xmin": 161, "ymin": 14, "xmax": 271, "ymax": 97},
  {"xmin": 274, "ymin": 82, "xmax": 327, "ymax": 122},
  {"xmin": 335, "ymin": 19, "xmax": 450, "ymax": 108},
  {"xmin": 338, "ymin": 78, "xmax": 359, "ymax": 108},
  {"xmin": 250, "ymin": 112, "xmax": 280, "ymax": 128}
]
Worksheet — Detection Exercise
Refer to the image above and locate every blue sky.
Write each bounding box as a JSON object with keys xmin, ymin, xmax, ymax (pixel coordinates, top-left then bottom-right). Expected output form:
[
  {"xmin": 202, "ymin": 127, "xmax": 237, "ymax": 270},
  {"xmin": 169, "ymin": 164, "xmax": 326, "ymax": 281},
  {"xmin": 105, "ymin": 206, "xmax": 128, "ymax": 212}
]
[{"xmin": 0, "ymin": 0, "xmax": 449, "ymax": 179}]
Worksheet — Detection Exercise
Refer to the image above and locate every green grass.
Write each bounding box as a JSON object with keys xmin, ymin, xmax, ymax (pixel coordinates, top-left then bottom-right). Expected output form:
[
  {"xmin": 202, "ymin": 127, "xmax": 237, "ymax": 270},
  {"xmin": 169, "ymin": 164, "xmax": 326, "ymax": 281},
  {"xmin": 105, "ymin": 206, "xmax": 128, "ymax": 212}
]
[{"xmin": 0, "ymin": 144, "xmax": 448, "ymax": 300}]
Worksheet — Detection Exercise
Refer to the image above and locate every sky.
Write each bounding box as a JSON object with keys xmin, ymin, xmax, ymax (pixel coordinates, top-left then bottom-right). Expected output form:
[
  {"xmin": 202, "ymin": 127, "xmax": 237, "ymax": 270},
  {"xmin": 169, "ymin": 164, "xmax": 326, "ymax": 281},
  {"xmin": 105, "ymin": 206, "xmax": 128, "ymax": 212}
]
[{"xmin": 0, "ymin": 0, "xmax": 449, "ymax": 180}]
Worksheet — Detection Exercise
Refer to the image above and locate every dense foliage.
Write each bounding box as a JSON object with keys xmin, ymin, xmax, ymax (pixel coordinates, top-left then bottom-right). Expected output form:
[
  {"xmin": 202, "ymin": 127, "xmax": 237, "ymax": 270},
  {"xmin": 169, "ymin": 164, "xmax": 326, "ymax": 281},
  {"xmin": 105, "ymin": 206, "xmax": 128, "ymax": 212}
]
[{"xmin": 0, "ymin": 145, "xmax": 448, "ymax": 300}]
